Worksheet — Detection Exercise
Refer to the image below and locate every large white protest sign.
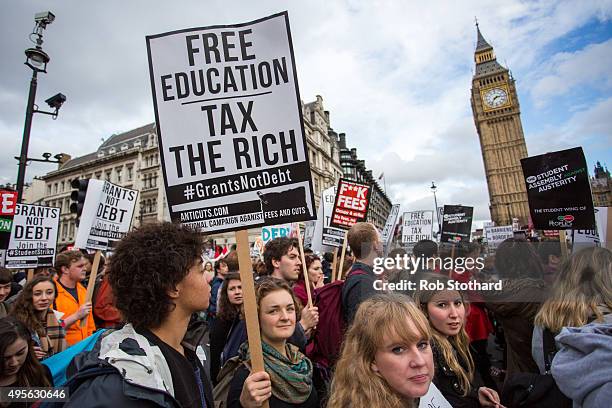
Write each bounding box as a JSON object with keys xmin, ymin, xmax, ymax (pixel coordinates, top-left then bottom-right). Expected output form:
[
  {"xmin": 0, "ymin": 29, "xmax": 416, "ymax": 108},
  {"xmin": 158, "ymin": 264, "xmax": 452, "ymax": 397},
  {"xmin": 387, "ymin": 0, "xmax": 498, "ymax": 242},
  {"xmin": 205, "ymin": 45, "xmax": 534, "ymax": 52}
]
[
  {"xmin": 146, "ymin": 12, "xmax": 315, "ymax": 234},
  {"xmin": 402, "ymin": 211, "xmax": 434, "ymax": 244},
  {"xmin": 321, "ymin": 186, "xmax": 345, "ymax": 248},
  {"xmin": 381, "ymin": 204, "xmax": 400, "ymax": 250},
  {"xmin": 74, "ymin": 180, "xmax": 138, "ymax": 251},
  {"xmin": 303, "ymin": 220, "xmax": 316, "ymax": 249},
  {"xmin": 572, "ymin": 207, "xmax": 608, "ymax": 250},
  {"xmin": 485, "ymin": 225, "xmax": 513, "ymax": 248},
  {"xmin": 419, "ymin": 383, "xmax": 453, "ymax": 408},
  {"xmin": 6, "ymin": 204, "xmax": 60, "ymax": 269}
]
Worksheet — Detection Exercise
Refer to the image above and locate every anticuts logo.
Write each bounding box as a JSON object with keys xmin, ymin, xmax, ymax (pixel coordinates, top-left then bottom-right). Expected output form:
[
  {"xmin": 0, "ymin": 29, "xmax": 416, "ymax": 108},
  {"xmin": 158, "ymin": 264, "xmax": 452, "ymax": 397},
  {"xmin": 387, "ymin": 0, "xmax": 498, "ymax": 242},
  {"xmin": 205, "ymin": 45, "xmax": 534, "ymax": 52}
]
[
  {"xmin": 526, "ymin": 176, "xmax": 537, "ymax": 183},
  {"xmin": 558, "ymin": 215, "xmax": 574, "ymax": 222}
]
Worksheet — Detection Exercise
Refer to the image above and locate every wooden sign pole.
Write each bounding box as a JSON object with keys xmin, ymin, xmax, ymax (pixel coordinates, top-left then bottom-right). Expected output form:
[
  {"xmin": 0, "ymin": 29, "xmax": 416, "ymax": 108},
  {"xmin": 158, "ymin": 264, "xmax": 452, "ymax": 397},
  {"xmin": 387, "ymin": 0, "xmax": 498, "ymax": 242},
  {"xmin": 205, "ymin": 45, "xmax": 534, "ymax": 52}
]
[
  {"xmin": 331, "ymin": 248, "xmax": 338, "ymax": 282},
  {"xmin": 296, "ymin": 224, "xmax": 313, "ymax": 307},
  {"xmin": 26, "ymin": 269, "xmax": 34, "ymax": 282},
  {"xmin": 235, "ymin": 229, "xmax": 270, "ymax": 408},
  {"xmin": 559, "ymin": 230, "xmax": 569, "ymax": 260},
  {"xmin": 80, "ymin": 250, "xmax": 101, "ymax": 328},
  {"xmin": 337, "ymin": 230, "xmax": 349, "ymax": 281}
]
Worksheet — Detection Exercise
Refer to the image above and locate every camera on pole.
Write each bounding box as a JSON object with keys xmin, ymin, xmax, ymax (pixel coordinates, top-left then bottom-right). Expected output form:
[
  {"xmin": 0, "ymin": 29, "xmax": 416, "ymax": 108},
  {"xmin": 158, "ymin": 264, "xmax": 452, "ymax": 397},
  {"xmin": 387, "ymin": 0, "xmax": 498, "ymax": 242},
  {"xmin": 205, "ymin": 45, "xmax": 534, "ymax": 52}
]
[{"xmin": 70, "ymin": 179, "xmax": 89, "ymax": 226}]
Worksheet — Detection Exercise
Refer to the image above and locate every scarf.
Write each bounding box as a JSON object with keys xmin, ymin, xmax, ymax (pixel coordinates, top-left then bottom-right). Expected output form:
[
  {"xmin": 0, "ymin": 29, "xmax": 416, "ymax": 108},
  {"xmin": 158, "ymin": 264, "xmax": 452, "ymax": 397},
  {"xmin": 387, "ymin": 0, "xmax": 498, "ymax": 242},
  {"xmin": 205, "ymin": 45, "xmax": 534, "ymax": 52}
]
[
  {"xmin": 239, "ymin": 341, "xmax": 313, "ymax": 403},
  {"xmin": 42, "ymin": 309, "xmax": 66, "ymax": 356}
]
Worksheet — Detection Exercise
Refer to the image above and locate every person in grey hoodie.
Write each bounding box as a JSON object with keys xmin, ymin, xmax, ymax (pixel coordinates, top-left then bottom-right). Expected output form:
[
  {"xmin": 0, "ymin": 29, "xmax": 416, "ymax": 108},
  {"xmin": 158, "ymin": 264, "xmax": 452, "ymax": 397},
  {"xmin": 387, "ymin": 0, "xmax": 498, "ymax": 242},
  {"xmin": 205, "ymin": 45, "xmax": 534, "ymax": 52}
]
[
  {"xmin": 533, "ymin": 247, "xmax": 612, "ymax": 373},
  {"xmin": 552, "ymin": 322, "xmax": 612, "ymax": 407}
]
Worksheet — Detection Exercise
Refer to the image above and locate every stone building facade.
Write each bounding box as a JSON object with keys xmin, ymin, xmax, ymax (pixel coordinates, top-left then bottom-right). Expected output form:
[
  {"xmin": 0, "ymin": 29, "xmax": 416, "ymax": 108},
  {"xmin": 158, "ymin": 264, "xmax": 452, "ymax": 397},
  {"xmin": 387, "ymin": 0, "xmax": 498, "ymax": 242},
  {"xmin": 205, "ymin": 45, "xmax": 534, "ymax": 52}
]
[
  {"xmin": 337, "ymin": 133, "xmax": 392, "ymax": 231},
  {"xmin": 591, "ymin": 161, "xmax": 611, "ymax": 207},
  {"xmin": 470, "ymin": 25, "xmax": 530, "ymax": 226}
]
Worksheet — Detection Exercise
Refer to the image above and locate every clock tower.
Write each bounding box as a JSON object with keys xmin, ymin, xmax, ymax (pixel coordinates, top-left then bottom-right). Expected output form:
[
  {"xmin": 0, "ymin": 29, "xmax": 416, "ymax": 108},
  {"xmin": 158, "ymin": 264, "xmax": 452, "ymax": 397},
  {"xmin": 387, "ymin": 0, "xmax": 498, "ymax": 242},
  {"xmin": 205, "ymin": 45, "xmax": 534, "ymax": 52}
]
[{"xmin": 471, "ymin": 23, "xmax": 530, "ymax": 226}]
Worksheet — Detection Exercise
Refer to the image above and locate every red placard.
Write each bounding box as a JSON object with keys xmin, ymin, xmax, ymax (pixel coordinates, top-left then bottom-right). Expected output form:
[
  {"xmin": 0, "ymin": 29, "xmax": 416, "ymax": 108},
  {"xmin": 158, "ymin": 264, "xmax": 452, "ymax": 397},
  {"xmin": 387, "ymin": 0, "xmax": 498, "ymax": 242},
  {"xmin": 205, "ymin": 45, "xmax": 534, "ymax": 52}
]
[
  {"xmin": 0, "ymin": 190, "xmax": 18, "ymax": 216},
  {"xmin": 330, "ymin": 179, "xmax": 371, "ymax": 229}
]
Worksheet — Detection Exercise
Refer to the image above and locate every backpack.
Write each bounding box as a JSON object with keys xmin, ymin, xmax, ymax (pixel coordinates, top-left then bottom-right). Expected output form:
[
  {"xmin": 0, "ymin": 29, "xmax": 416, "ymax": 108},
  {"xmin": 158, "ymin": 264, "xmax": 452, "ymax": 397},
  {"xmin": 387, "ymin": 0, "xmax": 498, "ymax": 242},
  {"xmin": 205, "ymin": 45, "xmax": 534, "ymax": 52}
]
[
  {"xmin": 41, "ymin": 329, "xmax": 108, "ymax": 386},
  {"xmin": 213, "ymin": 356, "xmax": 249, "ymax": 408},
  {"xmin": 501, "ymin": 328, "xmax": 572, "ymax": 408},
  {"xmin": 307, "ymin": 270, "xmax": 366, "ymax": 369}
]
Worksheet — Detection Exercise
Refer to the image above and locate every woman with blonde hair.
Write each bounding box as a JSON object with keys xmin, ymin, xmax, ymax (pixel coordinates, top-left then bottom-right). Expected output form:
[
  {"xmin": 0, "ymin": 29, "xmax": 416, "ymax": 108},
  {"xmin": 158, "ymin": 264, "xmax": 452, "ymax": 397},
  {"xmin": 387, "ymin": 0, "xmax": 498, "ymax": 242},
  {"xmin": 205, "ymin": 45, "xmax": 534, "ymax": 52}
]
[
  {"xmin": 327, "ymin": 293, "xmax": 434, "ymax": 408},
  {"xmin": 415, "ymin": 275, "xmax": 501, "ymax": 408},
  {"xmin": 227, "ymin": 278, "xmax": 318, "ymax": 407},
  {"xmin": 533, "ymin": 246, "xmax": 612, "ymax": 372}
]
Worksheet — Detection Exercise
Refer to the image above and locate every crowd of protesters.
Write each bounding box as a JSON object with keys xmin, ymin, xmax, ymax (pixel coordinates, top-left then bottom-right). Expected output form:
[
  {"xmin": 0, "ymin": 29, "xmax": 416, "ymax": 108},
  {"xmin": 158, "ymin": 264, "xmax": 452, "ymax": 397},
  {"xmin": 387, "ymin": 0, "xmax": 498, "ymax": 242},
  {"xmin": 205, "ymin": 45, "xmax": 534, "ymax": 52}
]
[{"xmin": 0, "ymin": 221, "xmax": 610, "ymax": 407}]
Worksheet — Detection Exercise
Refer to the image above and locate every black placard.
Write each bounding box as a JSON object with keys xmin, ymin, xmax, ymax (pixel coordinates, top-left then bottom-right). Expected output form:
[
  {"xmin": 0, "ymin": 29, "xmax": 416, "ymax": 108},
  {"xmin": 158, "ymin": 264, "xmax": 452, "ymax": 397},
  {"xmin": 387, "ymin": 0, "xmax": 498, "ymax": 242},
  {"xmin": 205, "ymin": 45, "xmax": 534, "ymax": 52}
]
[
  {"xmin": 441, "ymin": 205, "xmax": 473, "ymax": 243},
  {"xmin": 521, "ymin": 147, "xmax": 595, "ymax": 230}
]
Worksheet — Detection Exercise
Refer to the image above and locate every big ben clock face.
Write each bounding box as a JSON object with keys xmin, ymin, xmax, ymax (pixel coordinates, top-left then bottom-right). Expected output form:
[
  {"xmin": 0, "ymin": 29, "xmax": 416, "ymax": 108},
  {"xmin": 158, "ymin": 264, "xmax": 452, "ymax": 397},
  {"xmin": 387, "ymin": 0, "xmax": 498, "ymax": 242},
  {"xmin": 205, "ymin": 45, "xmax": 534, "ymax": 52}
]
[{"xmin": 483, "ymin": 87, "xmax": 510, "ymax": 109}]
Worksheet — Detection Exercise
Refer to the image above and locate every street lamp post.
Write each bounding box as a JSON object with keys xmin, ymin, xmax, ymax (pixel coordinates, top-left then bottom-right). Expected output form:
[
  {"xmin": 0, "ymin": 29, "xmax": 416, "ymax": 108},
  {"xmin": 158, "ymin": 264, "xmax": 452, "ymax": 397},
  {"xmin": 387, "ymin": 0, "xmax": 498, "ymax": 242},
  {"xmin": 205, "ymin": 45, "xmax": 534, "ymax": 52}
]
[
  {"xmin": 431, "ymin": 181, "xmax": 440, "ymax": 236},
  {"xmin": 16, "ymin": 11, "xmax": 66, "ymax": 203}
]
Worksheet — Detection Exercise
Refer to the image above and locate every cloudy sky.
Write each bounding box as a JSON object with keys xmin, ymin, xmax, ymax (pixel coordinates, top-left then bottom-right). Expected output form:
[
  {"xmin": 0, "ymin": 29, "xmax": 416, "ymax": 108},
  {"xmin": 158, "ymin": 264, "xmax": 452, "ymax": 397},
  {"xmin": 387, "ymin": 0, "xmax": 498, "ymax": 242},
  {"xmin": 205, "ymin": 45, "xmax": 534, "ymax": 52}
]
[{"xmin": 1, "ymin": 0, "xmax": 611, "ymax": 228}]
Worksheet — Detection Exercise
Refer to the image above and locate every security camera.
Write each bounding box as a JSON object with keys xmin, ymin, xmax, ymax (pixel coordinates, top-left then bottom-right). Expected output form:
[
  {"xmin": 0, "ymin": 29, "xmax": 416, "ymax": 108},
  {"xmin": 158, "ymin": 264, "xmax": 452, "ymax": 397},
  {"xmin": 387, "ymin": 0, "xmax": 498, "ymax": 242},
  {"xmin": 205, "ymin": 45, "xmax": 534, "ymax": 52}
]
[
  {"xmin": 53, "ymin": 153, "xmax": 65, "ymax": 160},
  {"xmin": 45, "ymin": 93, "xmax": 66, "ymax": 110},
  {"xmin": 34, "ymin": 11, "xmax": 55, "ymax": 26},
  {"xmin": 42, "ymin": 152, "xmax": 52, "ymax": 159}
]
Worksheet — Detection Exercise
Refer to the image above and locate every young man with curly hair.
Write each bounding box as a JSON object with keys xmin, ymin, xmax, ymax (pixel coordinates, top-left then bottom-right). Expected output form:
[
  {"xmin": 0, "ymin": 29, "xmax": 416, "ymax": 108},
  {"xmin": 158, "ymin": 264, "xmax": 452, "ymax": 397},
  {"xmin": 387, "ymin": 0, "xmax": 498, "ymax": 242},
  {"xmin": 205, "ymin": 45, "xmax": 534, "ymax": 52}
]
[{"xmin": 65, "ymin": 222, "xmax": 213, "ymax": 408}]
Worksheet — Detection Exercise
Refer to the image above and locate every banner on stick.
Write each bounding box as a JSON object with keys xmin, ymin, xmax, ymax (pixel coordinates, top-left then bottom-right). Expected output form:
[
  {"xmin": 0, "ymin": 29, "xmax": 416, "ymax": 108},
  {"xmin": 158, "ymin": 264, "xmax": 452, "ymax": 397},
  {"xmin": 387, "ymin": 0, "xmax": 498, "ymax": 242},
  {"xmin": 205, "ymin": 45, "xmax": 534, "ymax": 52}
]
[
  {"xmin": 521, "ymin": 147, "xmax": 595, "ymax": 230},
  {"xmin": 329, "ymin": 179, "xmax": 371, "ymax": 230},
  {"xmin": 381, "ymin": 204, "xmax": 400, "ymax": 249},
  {"xmin": 441, "ymin": 205, "xmax": 473, "ymax": 243},
  {"xmin": 321, "ymin": 186, "xmax": 344, "ymax": 248},
  {"xmin": 6, "ymin": 204, "xmax": 60, "ymax": 269},
  {"xmin": 74, "ymin": 180, "xmax": 138, "ymax": 251},
  {"xmin": 0, "ymin": 190, "xmax": 18, "ymax": 251},
  {"xmin": 401, "ymin": 210, "xmax": 433, "ymax": 244},
  {"xmin": 146, "ymin": 12, "xmax": 315, "ymax": 234},
  {"xmin": 484, "ymin": 225, "xmax": 513, "ymax": 248}
]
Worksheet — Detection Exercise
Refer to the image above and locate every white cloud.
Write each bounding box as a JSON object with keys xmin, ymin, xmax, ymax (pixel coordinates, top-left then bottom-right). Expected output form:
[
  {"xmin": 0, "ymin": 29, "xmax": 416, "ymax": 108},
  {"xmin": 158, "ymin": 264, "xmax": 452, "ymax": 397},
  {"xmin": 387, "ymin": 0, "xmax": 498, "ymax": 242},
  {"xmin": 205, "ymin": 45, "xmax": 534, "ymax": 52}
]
[
  {"xmin": 1, "ymin": 0, "xmax": 611, "ymax": 226},
  {"xmin": 529, "ymin": 39, "xmax": 612, "ymax": 107}
]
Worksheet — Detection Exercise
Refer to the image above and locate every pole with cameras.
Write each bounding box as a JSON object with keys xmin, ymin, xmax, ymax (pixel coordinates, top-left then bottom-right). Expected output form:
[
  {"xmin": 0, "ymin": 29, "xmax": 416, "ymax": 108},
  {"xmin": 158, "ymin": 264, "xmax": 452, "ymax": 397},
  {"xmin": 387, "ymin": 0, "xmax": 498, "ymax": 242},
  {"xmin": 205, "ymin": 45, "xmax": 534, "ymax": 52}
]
[{"xmin": 16, "ymin": 11, "xmax": 66, "ymax": 203}]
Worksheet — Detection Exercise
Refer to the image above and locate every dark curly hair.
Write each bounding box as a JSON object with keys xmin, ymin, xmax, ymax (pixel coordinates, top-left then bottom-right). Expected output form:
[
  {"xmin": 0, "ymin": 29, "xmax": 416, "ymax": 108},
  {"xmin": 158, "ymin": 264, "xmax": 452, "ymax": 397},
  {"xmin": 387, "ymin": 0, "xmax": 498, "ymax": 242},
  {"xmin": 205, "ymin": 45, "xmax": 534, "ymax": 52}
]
[
  {"xmin": 107, "ymin": 222, "xmax": 205, "ymax": 329},
  {"xmin": 217, "ymin": 272, "xmax": 242, "ymax": 321},
  {"xmin": 263, "ymin": 237, "xmax": 299, "ymax": 275}
]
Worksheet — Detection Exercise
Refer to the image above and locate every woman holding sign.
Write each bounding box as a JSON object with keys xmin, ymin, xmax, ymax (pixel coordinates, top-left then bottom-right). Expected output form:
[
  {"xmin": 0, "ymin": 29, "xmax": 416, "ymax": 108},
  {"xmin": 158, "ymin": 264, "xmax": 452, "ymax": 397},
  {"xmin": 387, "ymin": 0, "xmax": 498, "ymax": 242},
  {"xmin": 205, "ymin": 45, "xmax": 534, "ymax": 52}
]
[
  {"xmin": 227, "ymin": 278, "xmax": 318, "ymax": 407},
  {"xmin": 414, "ymin": 275, "xmax": 503, "ymax": 408},
  {"xmin": 10, "ymin": 275, "xmax": 66, "ymax": 359},
  {"xmin": 327, "ymin": 293, "xmax": 434, "ymax": 408}
]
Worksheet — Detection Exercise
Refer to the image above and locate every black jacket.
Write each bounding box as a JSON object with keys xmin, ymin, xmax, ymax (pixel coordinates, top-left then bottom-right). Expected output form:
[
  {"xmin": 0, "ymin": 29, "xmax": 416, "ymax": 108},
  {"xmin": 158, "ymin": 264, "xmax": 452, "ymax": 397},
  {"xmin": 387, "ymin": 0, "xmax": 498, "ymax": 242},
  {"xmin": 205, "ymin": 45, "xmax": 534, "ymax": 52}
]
[
  {"xmin": 431, "ymin": 340, "xmax": 483, "ymax": 408},
  {"xmin": 341, "ymin": 262, "xmax": 378, "ymax": 325},
  {"xmin": 62, "ymin": 324, "xmax": 214, "ymax": 408}
]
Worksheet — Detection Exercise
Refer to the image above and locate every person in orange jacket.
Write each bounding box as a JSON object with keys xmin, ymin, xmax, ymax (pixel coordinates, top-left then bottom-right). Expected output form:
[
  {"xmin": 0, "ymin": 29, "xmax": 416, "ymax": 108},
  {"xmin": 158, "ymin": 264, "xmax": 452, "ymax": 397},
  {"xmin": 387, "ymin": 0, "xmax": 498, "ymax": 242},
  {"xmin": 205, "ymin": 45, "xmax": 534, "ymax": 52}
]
[{"xmin": 54, "ymin": 250, "xmax": 95, "ymax": 345}]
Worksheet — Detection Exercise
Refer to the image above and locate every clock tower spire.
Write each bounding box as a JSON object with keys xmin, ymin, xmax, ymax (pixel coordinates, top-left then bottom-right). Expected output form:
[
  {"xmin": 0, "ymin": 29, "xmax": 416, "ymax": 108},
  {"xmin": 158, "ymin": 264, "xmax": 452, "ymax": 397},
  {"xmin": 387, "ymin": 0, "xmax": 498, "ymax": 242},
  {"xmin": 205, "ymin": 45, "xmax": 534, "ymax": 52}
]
[{"xmin": 470, "ymin": 23, "xmax": 530, "ymax": 226}]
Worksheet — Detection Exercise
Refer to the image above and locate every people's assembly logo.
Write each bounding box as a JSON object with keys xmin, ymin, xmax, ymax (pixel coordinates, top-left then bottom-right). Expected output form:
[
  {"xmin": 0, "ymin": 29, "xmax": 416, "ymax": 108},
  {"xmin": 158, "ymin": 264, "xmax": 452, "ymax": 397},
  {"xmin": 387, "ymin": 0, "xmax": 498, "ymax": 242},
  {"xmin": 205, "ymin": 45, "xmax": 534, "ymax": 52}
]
[
  {"xmin": 526, "ymin": 175, "xmax": 537, "ymax": 184},
  {"xmin": 549, "ymin": 214, "xmax": 574, "ymax": 228}
]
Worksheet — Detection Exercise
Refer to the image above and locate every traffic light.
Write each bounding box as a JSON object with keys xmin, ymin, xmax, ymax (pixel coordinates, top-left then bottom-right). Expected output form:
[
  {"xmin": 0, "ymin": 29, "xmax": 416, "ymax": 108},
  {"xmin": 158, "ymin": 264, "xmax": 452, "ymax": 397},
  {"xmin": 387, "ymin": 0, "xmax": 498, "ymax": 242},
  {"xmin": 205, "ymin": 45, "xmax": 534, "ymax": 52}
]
[{"xmin": 70, "ymin": 179, "xmax": 89, "ymax": 226}]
